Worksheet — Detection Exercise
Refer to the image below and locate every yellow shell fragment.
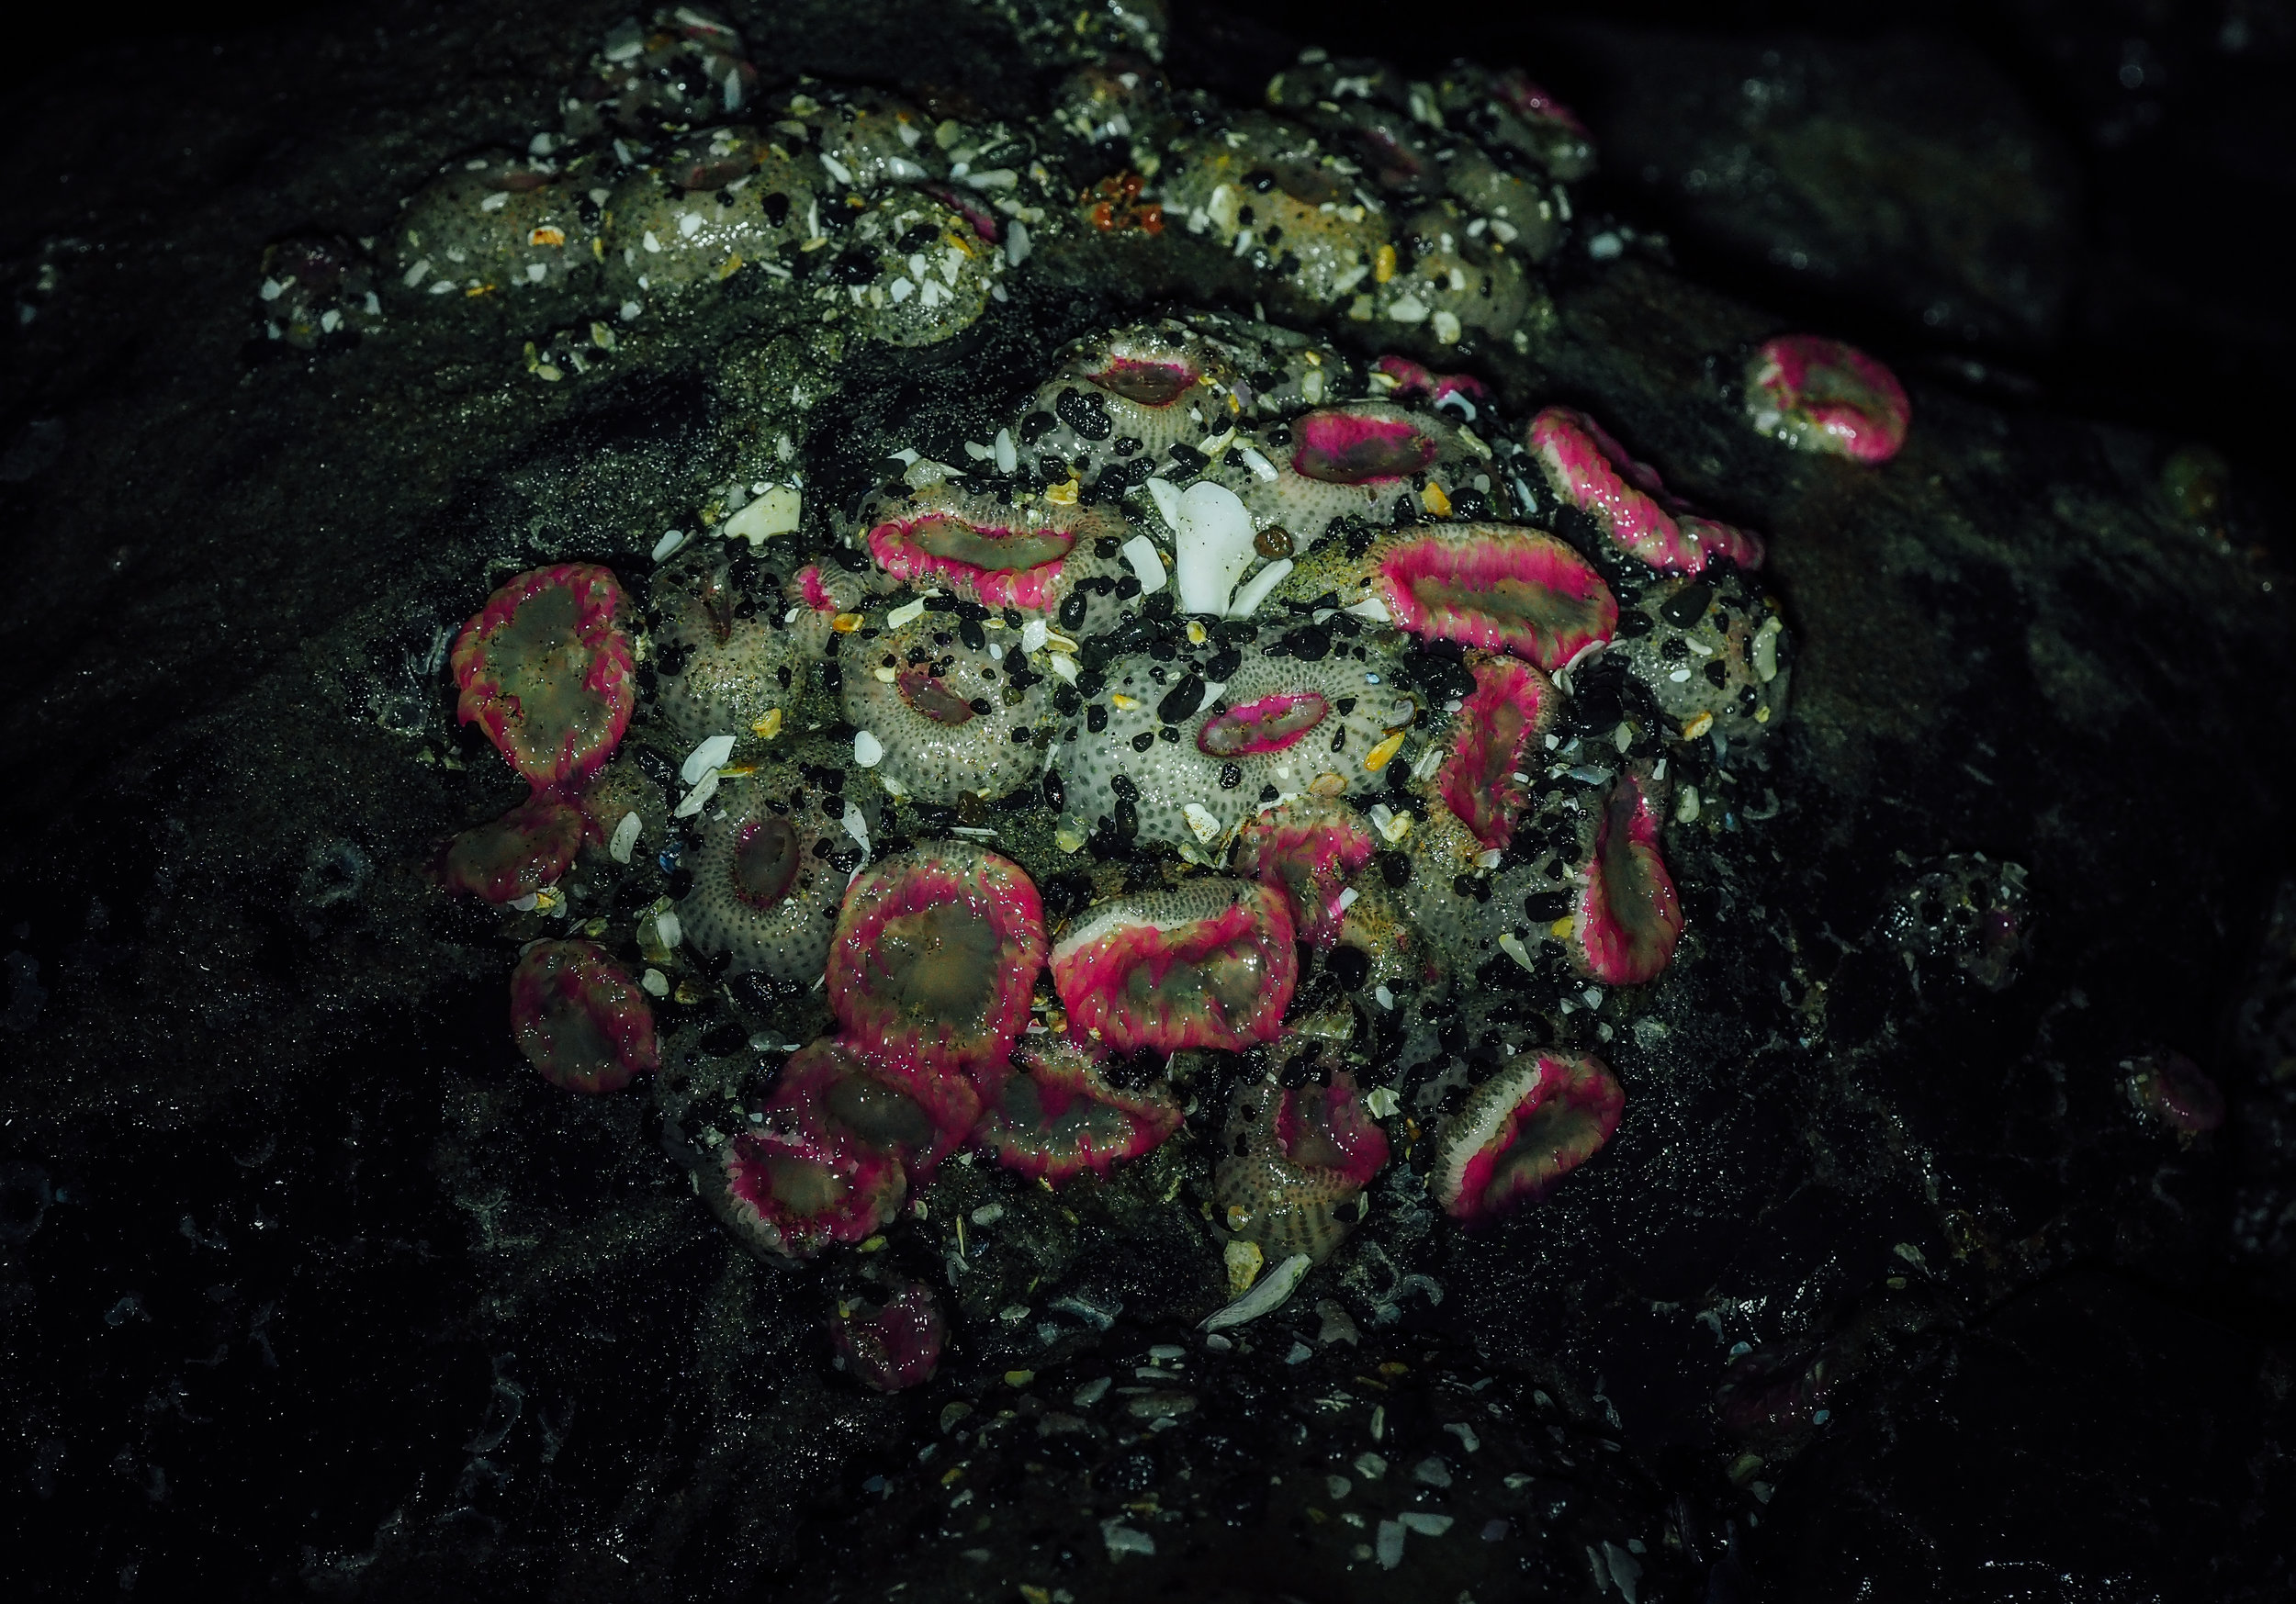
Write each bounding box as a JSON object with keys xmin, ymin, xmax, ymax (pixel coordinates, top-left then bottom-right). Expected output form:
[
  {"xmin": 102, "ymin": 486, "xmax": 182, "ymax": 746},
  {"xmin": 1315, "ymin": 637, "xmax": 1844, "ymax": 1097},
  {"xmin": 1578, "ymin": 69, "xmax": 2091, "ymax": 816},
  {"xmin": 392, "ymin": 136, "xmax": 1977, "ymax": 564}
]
[
  {"xmin": 1224, "ymin": 1238, "xmax": 1265, "ymax": 1296},
  {"xmin": 1363, "ymin": 730, "xmax": 1409, "ymax": 772}
]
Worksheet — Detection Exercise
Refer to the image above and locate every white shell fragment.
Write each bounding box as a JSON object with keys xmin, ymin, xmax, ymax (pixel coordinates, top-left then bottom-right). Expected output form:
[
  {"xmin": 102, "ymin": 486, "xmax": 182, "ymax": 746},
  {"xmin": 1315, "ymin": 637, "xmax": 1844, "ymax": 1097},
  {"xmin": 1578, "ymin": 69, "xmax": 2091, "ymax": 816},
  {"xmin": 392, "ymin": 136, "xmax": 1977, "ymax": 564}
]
[
  {"xmin": 724, "ymin": 485, "xmax": 800, "ymax": 544},
  {"xmin": 673, "ymin": 771, "xmax": 720, "ymax": 818},
  {"xmin": 1120, "ymin": 534, "xmax": 1168, "ymax": 595},
  {"xmin": 608, "ymin": 809, "xmax": 643, "ymax": 864},
  {"xmin": 1227, "ymin": 556, "xmax": 1293, "ymax": 618},
  {"xmin": 1199, "ymin": 1251, "xmax": 1311, "ymax": 1330},
  {"xmin": 853, "ymin": 729, "xmax": 885, "ymax": 767},
  {"xmin": 650, "ymin": 528, "xmax": 690, "ymax": 562},
  {"xmin": 681, "ymin": 734, "xmax": 737, "ymax": 784},
  {"xmin": 1169, "ymin": 481, "xmax": 1258, "ymax": 615},
  {"xmin": 885, "ymin": 596, "xmax": 929, "ymax": 629},
  {"xmin": 841, "ymin": 799, "xmax": 872, "ymax": 858}
]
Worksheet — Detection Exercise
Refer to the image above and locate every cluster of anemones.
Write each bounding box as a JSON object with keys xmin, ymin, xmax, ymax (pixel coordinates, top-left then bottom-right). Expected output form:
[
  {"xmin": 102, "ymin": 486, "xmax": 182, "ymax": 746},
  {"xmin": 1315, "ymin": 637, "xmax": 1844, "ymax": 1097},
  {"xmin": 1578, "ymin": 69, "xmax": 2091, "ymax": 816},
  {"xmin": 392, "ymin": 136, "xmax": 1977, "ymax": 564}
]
[{"xmin": 428, "ymin": 296, "xmax": 1909, "ymax": 1388}]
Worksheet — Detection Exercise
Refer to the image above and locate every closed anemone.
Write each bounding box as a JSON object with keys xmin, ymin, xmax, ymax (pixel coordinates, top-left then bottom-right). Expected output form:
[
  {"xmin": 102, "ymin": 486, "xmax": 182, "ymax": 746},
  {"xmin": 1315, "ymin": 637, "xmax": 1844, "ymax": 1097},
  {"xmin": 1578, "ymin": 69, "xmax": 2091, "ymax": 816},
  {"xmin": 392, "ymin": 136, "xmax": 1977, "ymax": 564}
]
[
  {"xmin": 680, "ymin": 778, "xmax": 855, "ymax": 983},
  {"xmin": 840, "ymin": 611, "xmax": 1052, "ymax": 803}
]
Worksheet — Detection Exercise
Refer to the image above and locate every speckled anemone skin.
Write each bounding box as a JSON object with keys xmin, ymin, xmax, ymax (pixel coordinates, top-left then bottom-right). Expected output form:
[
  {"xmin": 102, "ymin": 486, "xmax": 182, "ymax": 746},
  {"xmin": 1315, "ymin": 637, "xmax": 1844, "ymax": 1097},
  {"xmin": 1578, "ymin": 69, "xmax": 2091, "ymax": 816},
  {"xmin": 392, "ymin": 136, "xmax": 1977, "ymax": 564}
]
[{"xmin": 419, "ymin": 7, "xmax": 1838, "ymax": 1329}]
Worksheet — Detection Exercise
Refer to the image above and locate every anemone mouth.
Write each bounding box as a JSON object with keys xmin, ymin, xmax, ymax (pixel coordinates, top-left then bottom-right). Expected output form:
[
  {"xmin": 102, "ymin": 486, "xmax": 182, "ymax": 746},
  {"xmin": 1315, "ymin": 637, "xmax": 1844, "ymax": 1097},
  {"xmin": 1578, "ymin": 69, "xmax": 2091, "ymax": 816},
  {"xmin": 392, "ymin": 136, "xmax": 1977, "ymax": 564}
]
[
  {"xmin": 1234, "ymin": 801, "xmax": 1378, "ymax": 948},
  {"xmin": 898, "ymin": 666, "xmax": 978, "ymax": 726},
  {"xmin": 1574, "ymin": 775, "xmax": 1683, "ymax": 985},
  {"xmin": 1373, "ymin": 526, "xmax": 1617, "ymax": 671},
  {"xmin": 1087, "ymin": 355, "xmax": 1198, "ymax": 407},
  {"xmin": 1051, "ymin": 880, "xmax": 1297, "ymax": 1053},
  {"xmin": 509, "ymin": 939, "xmax": 660, "ymax": 1094},
  {"xmin": 972, "ymin": 1034, "xmax": 1181, "ymax": 1182},
  {"xmin": 442, "ymin": 797, "xmax": 585, "ymax": 903},
  {"xmin": 1435, "ymin": 657, "xmax": 1551, "ymax": 851},
  {"xmin": 827, "ymin": 846, "xmax": 1047, "ymax": 1073},
  {"xmin": 868, "ymin": 513, "xmax": 1075, "ymax": 595},
  {"xmin": 1292, "ymin": 409, "xmax": 1437, "ymax": 483},
  {"xmin": 1271, "ymin": 1074, "xmax": 1390, "ymax": 1189},
  {"xmin": 830, "ymin": 1284, "xmax": 947, "ymax": 1393},
  {"xmin": 449, "ymin": 564, "xmax": 635, "ymax": 790},
  {"xmin": 731, "ymin": 813, "xmax": 801, "ymax": 910},
  {"xmin": 1746, "ymin": 335, "xmax": 1910, "ymax": 465},
  {"xmin": 717, "ymin": 1126, "xmax": 906, "ymax": 1259},
  {"xmin": 768, "ymin": 1038, "xmax": 979, "ymax": 1172},
  {"xmin": 1436, "ymin": 1052, "xmax": 1623, "ymax": 1223},
  {"xmin": 1198, "ymin": 690, "xmax": 1329, "ymax": 757}
]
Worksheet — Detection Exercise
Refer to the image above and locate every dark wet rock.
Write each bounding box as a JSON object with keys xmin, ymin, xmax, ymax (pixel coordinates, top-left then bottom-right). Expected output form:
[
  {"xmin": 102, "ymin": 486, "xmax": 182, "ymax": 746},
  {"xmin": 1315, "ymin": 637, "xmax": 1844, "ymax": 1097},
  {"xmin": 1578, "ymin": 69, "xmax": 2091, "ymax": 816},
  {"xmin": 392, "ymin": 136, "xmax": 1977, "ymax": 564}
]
[{"xmin": 1560, "ymin": 28, "xmax": 2080, "ymax": 348}]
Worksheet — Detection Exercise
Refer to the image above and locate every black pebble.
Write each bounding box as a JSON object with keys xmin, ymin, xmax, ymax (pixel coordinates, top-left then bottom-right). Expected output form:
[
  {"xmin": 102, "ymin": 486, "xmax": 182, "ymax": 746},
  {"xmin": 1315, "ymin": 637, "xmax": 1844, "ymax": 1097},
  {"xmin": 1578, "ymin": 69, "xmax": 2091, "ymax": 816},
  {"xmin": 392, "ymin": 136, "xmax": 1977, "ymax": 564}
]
[{"xmin": 1660, "ymin": 582, "xmax": 1714, "ymax": 628}]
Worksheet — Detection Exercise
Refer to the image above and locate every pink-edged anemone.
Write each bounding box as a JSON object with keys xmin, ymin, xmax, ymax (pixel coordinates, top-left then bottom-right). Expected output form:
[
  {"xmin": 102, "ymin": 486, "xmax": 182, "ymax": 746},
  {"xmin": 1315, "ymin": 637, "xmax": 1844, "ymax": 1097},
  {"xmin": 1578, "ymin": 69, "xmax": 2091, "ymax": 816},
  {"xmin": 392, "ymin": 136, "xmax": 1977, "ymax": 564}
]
[
  {"xmin": 1526, "ymin": 408, "xmax": 1765, "ymax": 575},
  {"xmin": 1214, "ymin": 1068, "xmax": 1390, "ymax": 1262},
  {"xmin": 1431, "ymin": 1052, "xmax": 1623, "ymax": 1223},
  {"xmin": 765, "ymin": 1037, "xmax": 980, "ymax": 1180},
  {"xmin": 509, "ymin": 939, "xmax": 660, "ymax": 1094},
  {"xmin": 1746, "ymin": 335, "xmax": 1910, "ymax": 465},
  {"xmin": 450, "ymin": 564, "xmax": 636, "ymax": 791},
  {"xmin": 827, "ymin": 844, "xmax": 1046, "ymax": 1076},
  {"xmin": 1087, "ymin": 352, "xmax": 1199, "ymax": 408},
  {"xmin": 1366, "ymin": 523, "xmax": 1617, "ymax": 671},
  {"xmin": 1574, "ymin": 775, "xmax": 1683, "ymax": 985},
  {"xmin": 704, "ymin": 1124, "xmax": 906, "ymax": 1262},
  {"xmin": 2123, "ymin": 1051, "xmax": 2226, "ymax": 1137},
  {"xmin": 1436, "ymin": 656, "xmax": 1555, "ymax": 851},
  {"xmin": 1374, "ymin": 355, "xmax": 1491, "ymax": 418},
  {"xmin": 1051, "ymin": 878, "xmax": 1297, "ymax": 1053},
  {"xmin": 1494, "ymin": 68, "xmax": 1589, "ymax": 135},
  {"xmin": 971, "ymin": 1031, "xmax": 1182, "ymax": 1183},
  {"xmin": 1198, "ymin": 691, "xmax": 1329, "ymax": 758},
  {"xmin": 1292, "ymin": 407, "xmax": 1438, "ymax": 484},
  {"xmin": 1232, "ymin": 798, "xmax": 1378, "ymax": 948},
  {"xmin": 830, "ymin": 1283, "xmax": 947, "ymax": 1392},
  {"xmin": 863, "ymin": 490, "xmax": 1123, "ymax": 614},
  {"xmin": 442, "ymin": 797, "xmax": 585, "ymax": 903}
]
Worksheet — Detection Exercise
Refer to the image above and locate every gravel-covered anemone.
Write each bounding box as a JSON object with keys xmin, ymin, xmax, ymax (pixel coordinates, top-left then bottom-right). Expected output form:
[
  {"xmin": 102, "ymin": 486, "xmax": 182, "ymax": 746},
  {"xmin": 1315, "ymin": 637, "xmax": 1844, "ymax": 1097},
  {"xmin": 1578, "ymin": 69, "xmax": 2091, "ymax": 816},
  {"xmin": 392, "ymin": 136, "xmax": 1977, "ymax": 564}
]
[
  {"xmin": 1232, "ymin": 797, "xmax": 1379, "ymax": 948},
  {"xmin": 1335, "ymin": 523, "xmax": 1619, "ymax": 671},
  {"xmin": 678, "ymin": 779, "xmax": 856, "ymax": 983},
  {"xmin": 1052, "ymin": 878, "xmax": 1296, "ymax": 1052},
  {"xmin": 1573, "ymin": 775, "xmax": 1683, "ymax": 985},
  {"xmin": 451, "ymin": 564, "xmax": 636, "ymax": 791},
  {"xmin": 509, "ymin": 939, "xmax": 660, "ymax": 1094},
  {"xmin": 970, "ymin": 1032, "xmax": 1182, "ymax": 1183},
  {"xmin": 1431, "ymin": 1052, "xmax": 1623, "ymax": 1223},
  {"xmin": 861, "ymin": 483, "xmax": 1128, "ymax": 628},
  {"xmin": 441, "ymin": 797, "xmax": 585, "ymax": 903},
  {"xmin": 827, "ymin": 844, "xmax": 1046, "ymax": 1078},
  {"xmin": 1020, "ymin": 322, "xmax": 1233, "ymax": 485},
  {"xmin": 1215, "ymin": 1067, "xmax": 1390, "ymax": 1262},
  {"xmin": 1058, "ymin": 646, "xmax": 1411, "ymax": 850},
  {"xmin": 841, "ymin": 611, "xmax": 1052, "ymax": 804},
  {"xmin": 1526, "ymin": 407, "xmax": 1765, "ymax": 575},
  {"xmin": 648, "ymin": 551, "xmax": 813, "ymax": 758},
  {"xmin": 1745, "ymin": 334, "xmax": 1911, "ymax": 465}
]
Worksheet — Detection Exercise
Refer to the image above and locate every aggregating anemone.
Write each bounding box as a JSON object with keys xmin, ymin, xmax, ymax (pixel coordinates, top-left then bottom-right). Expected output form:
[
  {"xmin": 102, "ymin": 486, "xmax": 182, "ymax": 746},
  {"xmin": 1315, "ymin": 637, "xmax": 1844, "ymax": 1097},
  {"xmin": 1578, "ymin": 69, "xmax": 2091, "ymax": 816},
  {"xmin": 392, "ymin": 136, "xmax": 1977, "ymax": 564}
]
[{"xmin": 409, "ymin": 9, "xmax": 1819, "ymax": 1398}]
